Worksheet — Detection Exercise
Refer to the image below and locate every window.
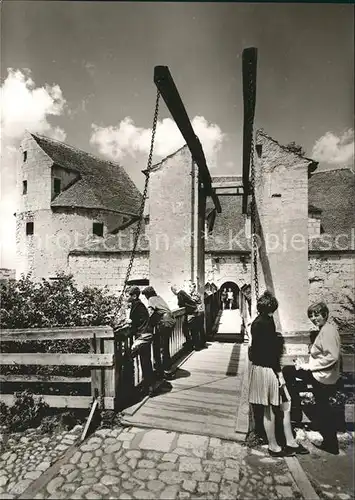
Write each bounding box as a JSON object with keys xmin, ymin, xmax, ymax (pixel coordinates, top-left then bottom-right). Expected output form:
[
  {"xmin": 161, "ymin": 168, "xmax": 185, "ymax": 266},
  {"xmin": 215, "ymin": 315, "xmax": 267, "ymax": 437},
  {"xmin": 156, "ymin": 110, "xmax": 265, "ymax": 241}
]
[
  {"xmin": 23, "ymin": 151, "xmax": 27, "ymax": 162},
  {"xmin": 26, "ymin": 222, "xmax": 34, "ymax": 235},
  {"xmin": 93, "ymin": 222, "xmax": 104, "ymax": 237},
  {"xmin": 22, "ymin": 180, "xmax": 27, "ymax": 195},
  {"xmin": 54, "ymin": 178, "xmax": 61, "ymax": 195}
]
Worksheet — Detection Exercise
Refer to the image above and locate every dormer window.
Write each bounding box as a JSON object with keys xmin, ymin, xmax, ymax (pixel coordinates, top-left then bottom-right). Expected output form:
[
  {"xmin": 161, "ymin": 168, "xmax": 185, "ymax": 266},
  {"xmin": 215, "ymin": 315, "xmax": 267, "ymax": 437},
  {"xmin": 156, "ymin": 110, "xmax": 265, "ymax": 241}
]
[
  {"xmin": 22, "ymin": 180, "xmax": 27, "ymax": 195},
  {"xmin": 23, "ymin": 151, "xmax": 27, "ymax": 162},
  {"xmin": 93, "ymin": 222, "xmax": 104, "ymax": 237},
  {"xmin": 54, "ymin": 178, "xmax": 61, "ymax": 195}
]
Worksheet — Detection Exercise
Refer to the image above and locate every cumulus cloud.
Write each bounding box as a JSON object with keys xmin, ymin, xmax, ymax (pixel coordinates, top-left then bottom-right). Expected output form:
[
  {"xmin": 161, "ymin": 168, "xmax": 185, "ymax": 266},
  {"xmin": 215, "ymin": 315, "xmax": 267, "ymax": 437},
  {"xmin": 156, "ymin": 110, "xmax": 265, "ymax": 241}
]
[
  {"xmin": 1, "ymin": 68, "xmax": 66, "ymax": 141},
  {"xmin": 0, "ymin": 68, "xmax": 67, "ymax": 268},
  {"xmin": 90, "ymin": 115, "xmax": 225, "ymax": 166},
  {"xmin": 312, "ymin": 129, "xmax": 354, "ymax": 166}
]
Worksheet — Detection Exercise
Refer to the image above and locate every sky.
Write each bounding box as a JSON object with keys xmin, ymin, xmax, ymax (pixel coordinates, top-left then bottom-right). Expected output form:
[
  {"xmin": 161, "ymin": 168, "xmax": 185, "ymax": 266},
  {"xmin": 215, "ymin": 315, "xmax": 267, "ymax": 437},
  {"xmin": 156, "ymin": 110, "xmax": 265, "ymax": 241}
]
[{"xmin": 1, "ymin": 1, "xmax": 354, "ymax": 269}]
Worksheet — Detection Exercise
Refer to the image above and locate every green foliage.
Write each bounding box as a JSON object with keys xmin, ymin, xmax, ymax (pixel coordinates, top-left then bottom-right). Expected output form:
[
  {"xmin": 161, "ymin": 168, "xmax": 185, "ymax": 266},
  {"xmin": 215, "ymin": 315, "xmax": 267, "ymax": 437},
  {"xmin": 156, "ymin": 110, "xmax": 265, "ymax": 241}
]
[
  {"xmin": 286, "ymin": 141, "xmax": 306, "ymax": 156},
  {"xmin": 0, "ymin": 273, "xmax": 127, "ymax": 329},
  {"xmin": 0, "ymin": 274, "xmax": 128, "ymax": 378},
  {"xmin": 0, "ymin": 391, "xmax": 49, "ymax": 432}
]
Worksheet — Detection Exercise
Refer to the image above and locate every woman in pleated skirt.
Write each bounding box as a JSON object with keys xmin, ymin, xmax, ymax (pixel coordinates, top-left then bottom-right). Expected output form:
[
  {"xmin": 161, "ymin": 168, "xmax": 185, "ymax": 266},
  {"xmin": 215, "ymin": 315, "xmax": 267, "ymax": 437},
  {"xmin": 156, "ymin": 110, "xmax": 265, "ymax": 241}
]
[{"xmin": 248, "ymin": 291, "xmax": 308, "ymax": 457}]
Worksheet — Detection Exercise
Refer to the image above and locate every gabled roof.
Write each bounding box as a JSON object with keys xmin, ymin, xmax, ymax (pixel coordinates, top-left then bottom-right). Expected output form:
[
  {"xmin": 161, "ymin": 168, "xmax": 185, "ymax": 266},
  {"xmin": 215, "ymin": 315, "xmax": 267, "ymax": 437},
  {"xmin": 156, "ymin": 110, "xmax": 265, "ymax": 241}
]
[
  {"xmin": 31, "ymin": 133, "xmax": 142, "ymax": 216},
  {"xmin": 309, "ymin": 168, "xmax": 354, "ymax": 235},
  {"xmin": 205, "ymin": 195, "xmax": 250, "ymax": 252}
]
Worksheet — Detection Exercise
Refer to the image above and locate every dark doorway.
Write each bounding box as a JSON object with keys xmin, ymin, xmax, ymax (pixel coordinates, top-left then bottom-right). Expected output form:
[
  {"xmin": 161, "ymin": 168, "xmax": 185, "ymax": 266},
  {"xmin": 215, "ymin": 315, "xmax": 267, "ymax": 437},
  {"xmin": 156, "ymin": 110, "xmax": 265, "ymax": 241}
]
[{"xmin": 220, "ymin": 281, "xmax": 240, "ymax": 310}]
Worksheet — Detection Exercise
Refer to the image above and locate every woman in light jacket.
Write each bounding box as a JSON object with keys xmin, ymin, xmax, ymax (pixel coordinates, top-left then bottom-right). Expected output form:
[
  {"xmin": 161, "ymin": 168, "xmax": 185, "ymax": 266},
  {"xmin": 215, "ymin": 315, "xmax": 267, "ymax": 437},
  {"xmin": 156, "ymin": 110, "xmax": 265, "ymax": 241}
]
[{"xmin": 284, "ymin": 301, "xmax": 341, "ymax": 455}]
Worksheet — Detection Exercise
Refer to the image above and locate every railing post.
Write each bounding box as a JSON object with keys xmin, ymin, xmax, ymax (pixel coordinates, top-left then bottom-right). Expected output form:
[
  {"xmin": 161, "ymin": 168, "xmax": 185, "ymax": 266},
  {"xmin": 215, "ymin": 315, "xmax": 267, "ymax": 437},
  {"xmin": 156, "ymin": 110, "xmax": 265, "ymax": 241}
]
[
  {"xmin": 90, "ymin": 334, "xmax": 103, "ymax": 408},
  {"xmin": 103, "ymin": 332, "xmax": 116, "ymax": 410}
]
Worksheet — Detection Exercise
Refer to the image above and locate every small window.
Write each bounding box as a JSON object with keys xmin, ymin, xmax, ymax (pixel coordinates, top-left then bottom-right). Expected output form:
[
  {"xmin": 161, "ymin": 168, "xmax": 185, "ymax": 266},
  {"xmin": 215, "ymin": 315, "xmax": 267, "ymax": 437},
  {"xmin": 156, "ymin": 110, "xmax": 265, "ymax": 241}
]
[
  {"xmin": 26, "ymin": 222, "xmax": 34, "ymax": 235},
  {"xmin": 93, "ymin": 222, "xmax": 104, "ymax": 237},
  {"xmin": 22, "ymin": 180, "xmax": 27, "ymax": 195},
  {"xmin": 23, "ymin": 151, "xmax": 27, "ymax": 162},
  {"xmin": 54, "ymin": 178, "xmax": 61, "ymax": 195}
]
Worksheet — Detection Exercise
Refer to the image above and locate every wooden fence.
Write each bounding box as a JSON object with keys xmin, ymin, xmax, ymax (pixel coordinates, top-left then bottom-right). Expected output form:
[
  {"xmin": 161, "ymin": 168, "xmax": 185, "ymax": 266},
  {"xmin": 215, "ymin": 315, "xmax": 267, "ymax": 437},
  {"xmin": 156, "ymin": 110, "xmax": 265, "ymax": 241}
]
[
  {"xmin": 0, "ymin": 326, "xmax": 116, "ymax": 409},
  {"xmin": 0, "ymin": 292, "xmax": 221, "ymax": 411}
]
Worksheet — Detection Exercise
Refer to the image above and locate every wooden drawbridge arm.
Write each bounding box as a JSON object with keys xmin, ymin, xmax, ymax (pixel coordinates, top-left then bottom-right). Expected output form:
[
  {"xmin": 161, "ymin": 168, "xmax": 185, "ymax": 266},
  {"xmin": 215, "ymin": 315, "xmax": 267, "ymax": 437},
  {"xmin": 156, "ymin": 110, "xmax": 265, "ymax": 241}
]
[{"xmin": 154, "ymin": 66, "xmax": 221, "ymax": 213}]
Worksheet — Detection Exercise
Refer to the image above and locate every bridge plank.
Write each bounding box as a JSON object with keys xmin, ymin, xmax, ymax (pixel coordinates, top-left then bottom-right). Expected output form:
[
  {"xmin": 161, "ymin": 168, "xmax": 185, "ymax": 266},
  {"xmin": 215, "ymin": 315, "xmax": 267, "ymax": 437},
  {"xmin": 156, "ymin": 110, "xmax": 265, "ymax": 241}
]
[{"xmin": 123, "ymin": 343, "xmax": 249, "ymax": 441}]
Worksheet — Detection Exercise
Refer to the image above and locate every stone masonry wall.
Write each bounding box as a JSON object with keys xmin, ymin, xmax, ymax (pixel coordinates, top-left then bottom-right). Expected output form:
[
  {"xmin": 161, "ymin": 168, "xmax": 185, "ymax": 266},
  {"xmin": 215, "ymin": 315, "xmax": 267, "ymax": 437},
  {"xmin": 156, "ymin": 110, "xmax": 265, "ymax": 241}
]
[
  {"xmin": 205, "ymin": 254, "xmax": 251, "ymax": 290},
  {"xmin": 69, "ymin": 252, "xmax": 149, "ymax": 295},
  {"xmin": 254, "ymin": 132, "xmax": 313, "ymax": 333},
  {"xmin": 148, "ymin": 145, "xmax": 199, "ymax": 305},
  {"xmin": 309, "ymin": 252, "xmax": 355, "ymax": 331},
  {"xmin": 16, "ymin": 208, "xmax": 118, "ymax": 279},
  {"xmin": 0, "ymin": 268, "xmax": 16, "ymax": 281},
  {"xmin": 308, "ymin": 216, "xmax": 321, "ymax": 238}
]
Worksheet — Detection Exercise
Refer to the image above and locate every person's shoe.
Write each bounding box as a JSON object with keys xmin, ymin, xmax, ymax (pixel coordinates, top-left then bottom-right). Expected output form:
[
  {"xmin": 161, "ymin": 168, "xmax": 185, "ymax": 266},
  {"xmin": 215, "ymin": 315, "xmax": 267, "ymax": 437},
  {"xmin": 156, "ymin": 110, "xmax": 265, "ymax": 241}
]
[
  {"xmin": 313, "ymin": 441, "xmax": 339, "ymax": 455},
  {"xmin": 164, "ymin": 371, "xmax": 175, "ymax": 380},
  {"xmin": 268, "ymin": 448, "xmax": 286, "ymax": 457},
  {"xmin": 285, "ymin": 444, "xmax": 310, "ymax": 455}
]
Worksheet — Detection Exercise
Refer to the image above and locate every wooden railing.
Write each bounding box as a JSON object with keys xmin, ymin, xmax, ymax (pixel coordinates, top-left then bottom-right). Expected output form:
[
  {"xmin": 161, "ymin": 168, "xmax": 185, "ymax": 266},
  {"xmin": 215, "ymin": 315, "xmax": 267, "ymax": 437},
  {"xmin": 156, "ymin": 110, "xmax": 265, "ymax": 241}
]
[
  {"xmin": 0, "ymin": 326, "xmax": 117, "ymax": 409},
  {"xmin": 0, "ymin": 292, "xmax": 220, "ymax": 411}
]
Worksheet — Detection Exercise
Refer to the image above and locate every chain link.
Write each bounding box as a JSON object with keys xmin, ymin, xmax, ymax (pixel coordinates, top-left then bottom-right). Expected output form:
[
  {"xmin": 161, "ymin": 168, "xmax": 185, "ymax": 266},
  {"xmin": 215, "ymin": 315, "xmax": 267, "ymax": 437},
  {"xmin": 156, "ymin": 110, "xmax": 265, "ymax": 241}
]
[
  {"xmin": 250, "ymin": 134, "xmax": 259, "ymax": 302},
  {"xmin": 115, "ymin": 89, "xmax": 161, "ymax": 314}
]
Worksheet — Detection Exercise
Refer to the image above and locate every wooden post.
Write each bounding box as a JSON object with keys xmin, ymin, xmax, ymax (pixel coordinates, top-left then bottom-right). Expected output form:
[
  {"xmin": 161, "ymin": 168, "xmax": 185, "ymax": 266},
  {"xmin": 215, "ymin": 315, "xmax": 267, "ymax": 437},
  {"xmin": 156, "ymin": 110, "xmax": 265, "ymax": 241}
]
[
  {"xmin": 90, "ymin": 335, "xmax": 103, "ymax": 408},
  {"xmin": 103, "ymin": 337, "xmax": 116, "ymax": 410}
]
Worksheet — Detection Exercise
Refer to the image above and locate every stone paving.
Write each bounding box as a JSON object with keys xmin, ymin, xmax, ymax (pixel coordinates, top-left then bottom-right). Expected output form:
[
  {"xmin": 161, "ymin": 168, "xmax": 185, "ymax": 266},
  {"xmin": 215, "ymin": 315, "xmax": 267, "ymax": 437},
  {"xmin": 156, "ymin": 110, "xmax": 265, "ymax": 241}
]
[
  {"xmin": 31, "ymin": 427, "xmax": 302, "ymax": 500},
  {"xmin": 0, "ymin": 424, "xmax": 82, "ymax": 499},
  {"xmin": 0, "ymin": 423, "xmax": 353, "ymax": 499}
]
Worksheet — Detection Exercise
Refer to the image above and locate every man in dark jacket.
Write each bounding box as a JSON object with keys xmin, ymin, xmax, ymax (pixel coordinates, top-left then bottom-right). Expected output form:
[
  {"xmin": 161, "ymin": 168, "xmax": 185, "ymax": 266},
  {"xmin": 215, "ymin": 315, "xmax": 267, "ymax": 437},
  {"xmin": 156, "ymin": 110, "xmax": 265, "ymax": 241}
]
[
  {"xmin": 142, "ymin": 286, "xmax": 176, "ymax": 380},
  {"xmin": 189, "ymin": 282, "xmax": 207, "ymax": 349},
  {"xmin": 171, "ymin": 285, "xmax": 201, "ymax": 351},
  {"xmin": 127, "ymin": 286, "xmax": 154, "ymax": 395}
]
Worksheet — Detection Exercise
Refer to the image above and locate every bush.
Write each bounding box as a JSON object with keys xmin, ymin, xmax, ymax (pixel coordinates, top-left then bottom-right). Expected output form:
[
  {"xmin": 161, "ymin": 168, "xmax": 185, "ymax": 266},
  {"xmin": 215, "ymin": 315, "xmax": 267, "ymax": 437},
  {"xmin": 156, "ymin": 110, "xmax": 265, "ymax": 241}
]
[
  {"xmin": 0, "ymin": 391, "xmax": 49, "ymax": 432},
  {"xmin": 0, "ymin": 273, "xmax": 128, "ymax": 329},
  {"xmin": 0, "ymin": 274, "xmax": 129, "ymax": 378}
]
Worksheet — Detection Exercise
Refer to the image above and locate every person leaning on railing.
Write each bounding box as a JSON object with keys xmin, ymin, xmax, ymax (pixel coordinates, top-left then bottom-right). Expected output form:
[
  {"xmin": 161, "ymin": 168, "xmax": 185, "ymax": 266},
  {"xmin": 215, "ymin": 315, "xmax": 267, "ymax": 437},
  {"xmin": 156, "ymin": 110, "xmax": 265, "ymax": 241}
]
[
  {"xmin": 126, "ymin": 286, "xmax": 155, "ymax": 396},
  {"xmin": 171, "ymin": 285, "xmax": 202, "ymax": 351},
  {"xmin": 142, "ymin": 286, "xmax": 176, "ymax": 381},
  {"xmin": 189, "ymin": 282, "xmax": 207, "ymax": 349}
]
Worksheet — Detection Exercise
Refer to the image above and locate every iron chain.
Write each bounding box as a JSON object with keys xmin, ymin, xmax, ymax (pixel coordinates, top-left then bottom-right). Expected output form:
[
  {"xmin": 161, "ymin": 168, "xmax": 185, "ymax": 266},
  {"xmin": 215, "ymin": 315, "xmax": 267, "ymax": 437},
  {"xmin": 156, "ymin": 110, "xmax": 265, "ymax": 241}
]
[
  {"xmin": 115, "ymin": 89, "xmax": 161, "ymax": 314},
  {"xmin": 250, "ymin": 134, "xmax": 259, "ymax": 302}
]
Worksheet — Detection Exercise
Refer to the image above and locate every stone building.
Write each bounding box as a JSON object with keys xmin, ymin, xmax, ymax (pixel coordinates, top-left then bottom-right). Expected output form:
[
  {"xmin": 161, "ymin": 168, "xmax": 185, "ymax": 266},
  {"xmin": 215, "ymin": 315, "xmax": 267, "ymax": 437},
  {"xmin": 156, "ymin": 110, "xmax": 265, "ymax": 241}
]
[{"xmin": 15, "ymin": 131, "xmax": 354, "ymax": 330}]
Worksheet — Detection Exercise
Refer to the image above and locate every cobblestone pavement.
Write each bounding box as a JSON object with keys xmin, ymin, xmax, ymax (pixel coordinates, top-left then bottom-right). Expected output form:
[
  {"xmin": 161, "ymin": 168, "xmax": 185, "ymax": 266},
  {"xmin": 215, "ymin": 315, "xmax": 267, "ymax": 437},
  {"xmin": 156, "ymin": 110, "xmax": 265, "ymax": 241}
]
[
  {"xmin": 0, "ymin": 424, "xmax": 353, "ymax": 499},
  {"xmin": 31, "ymin": 427, "xmax": 303, "ymax": 500},
  {"xmin": 0, "ymin": 425, "xmax": 82, "ymax": 499}
]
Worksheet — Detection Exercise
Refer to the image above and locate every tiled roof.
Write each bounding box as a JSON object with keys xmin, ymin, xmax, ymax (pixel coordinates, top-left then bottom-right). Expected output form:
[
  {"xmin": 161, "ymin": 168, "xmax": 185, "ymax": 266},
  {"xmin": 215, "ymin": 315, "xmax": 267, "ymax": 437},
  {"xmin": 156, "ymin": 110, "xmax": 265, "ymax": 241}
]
[
  {"xmin": 31, "ymin": 133, "xmax": 142, "ymax": 216},
  {"xmin": 308, "ymin": 168, "xmax": 354, "ymax": 236},
  {"xmin": 205, "ymin": 195, "xmax": 250, "ymax": 252}
]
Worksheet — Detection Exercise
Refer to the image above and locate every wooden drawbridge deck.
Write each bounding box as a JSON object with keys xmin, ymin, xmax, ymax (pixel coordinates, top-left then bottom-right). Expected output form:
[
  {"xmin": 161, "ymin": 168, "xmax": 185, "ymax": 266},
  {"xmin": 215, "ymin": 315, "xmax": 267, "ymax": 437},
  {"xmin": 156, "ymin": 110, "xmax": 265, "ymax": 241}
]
[{"xmin": 122, "ymin": 310, "xmax": 249, "ymax": 441}]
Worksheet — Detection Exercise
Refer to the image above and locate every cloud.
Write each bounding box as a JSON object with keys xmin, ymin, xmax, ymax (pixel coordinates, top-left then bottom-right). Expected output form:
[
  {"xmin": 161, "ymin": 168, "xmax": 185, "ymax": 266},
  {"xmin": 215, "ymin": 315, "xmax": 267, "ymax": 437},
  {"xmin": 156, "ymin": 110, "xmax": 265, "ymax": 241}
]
[
  {"xmin": 0, "ymin": 68, "xmax": 68, "ymax": 269},
  {"xmin": 84, "ymin": 61, "xmax": 95, "ymax": 77},
  {"xmin": 90, "ymin": 115, "xmax": 225, "ymax": 165},
  {"xmin": 312, "ymin": 129, "xmax": 354, "ymax": 166}
]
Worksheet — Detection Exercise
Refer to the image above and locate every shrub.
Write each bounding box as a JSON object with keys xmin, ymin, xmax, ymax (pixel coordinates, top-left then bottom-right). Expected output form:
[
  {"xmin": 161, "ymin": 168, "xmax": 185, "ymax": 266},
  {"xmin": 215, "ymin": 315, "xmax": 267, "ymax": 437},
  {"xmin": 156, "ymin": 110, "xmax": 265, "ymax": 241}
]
[
  {"xmin": 1, "ymin": 391, "xmax": 49, "ymax": 432},
  {"xmin": 0, "ymin": 274, "xmax": 129, "ymax": 379},
  {"xmin": 0, "ymin": 273, "xmax": 128, "ymax": 329}
]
